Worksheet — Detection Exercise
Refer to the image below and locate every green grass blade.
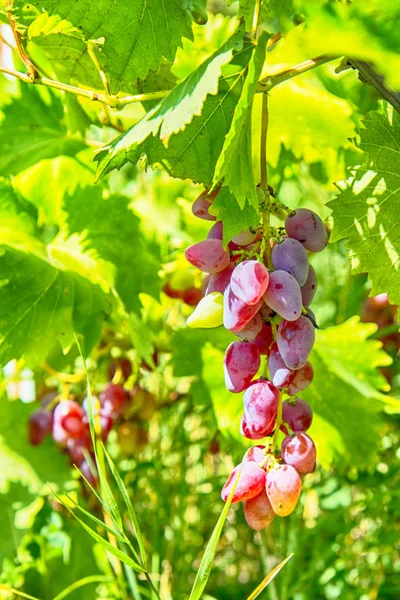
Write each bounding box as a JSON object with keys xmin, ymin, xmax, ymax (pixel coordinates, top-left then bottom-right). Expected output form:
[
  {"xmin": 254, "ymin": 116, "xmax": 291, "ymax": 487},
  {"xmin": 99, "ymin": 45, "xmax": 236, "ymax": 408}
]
[
  {"xmin": 103, "ymin": 444, "xmax": 147, "ymax": 568},
  {"xmin": 52, "ymin": 575, "xmax": 112, "ymax": 600},
  {"xmin": 188, "ymin": 471, "xmax": 240, "ymax": 600},
  {"xmin": 246, "ymin": 553, "xmax": 294, "ymax": 600},
  {"xmin": 0, "ymin": 585, "xmax": 40, "ymax": 600}
]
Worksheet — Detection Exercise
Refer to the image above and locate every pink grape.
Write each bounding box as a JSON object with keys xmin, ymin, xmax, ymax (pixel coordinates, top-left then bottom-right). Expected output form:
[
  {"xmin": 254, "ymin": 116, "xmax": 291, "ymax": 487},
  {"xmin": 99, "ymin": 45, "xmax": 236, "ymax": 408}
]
[
  {"xmin": 277, "ymin": 316, "xmax": 315, "ymax": 370},
  {"xmin": 192, "ymin": 191, "xmax": 216, "ymax": 221},
  {"xmin": 67, "ymin": 438, "xmax": 92, "ymax": 466},
  {"xmin": 224, "ymin": 341, "xmax": 260, "ymax": 393},
  {"xmin": 232, "ymin": 229, "xmax": 257, "ymax": 246},
  {"xmin": 265, "ymin": 464, "xmax": 302, "ymax": 516},
  {"xmin": 206, "ymin": 263, "xmax": 234, "ymax": 294},
  {"xmin": 236, "ymin": 312, "xmax": 263, "ymax": 341},
  {"xmin": 242, "ymin": 379, "xmax": 279, "ymax": 438},
  {"xmin": 281, "ymin": 398, "xmax": 313, "ymax": 433},
  {"xmin": 271, "ymin": 238, "xmax": 309, "ymax": 286},
  {"xmin": 100, "ymin": 384, "xmax": 128, "ymax": 418},
  {"xmin": 301, "ymin": 265, "xmax": 318, "ymax": 306},
  {"xmin": 267, "ymin": 342, "xmax": 295, "ymax": 389},
  {"xmin": 53, "ymin": 400, "xmax": 86, "ymax": 440},
  {"xmin": 263, "ymin": 270, "xmax": 302, "ymax": 321},
  {"xmin": 207, "ymin": 221, "xmax": 223, "ymax": 240},
  {"xmin": 241, "ymin": 414, "xmax": 269, "ymax": 440},
  {"xmin": 231, "ymin": 260, "xmax": 270, "ymax": 306},
  {"xmin": 185, "ymin": 239, "xmax": 231, "ymax": 273},
  {"xmin": 252, "ymin": 322, "xmax": 274, "ymax": 355},
  {"xmin": 285, "ymin": 208, "xmax": 327, "ymax": 252},
  {"xmin": 281, "ymin": 432, "xmax": 316, "ymax": 474},
  {"xmin": 243, "ymin": 445, "xmax": 268, "ymax": 464},
  {"xmin": 287, "ymin": 363, "xmax": 314, "ymax": 396},
  {"xmin": 221, "ymin": 461, "xmax": 266, "ymax": 503},
  {"xmin": 28, "ymin": 409, "xmax": 52, "ymax": 446},
  {"xmin": 223, "ymin": 285, "xmax": 263, "ymax": 332},
  {"xmin": 244, "ymin": 490, "xmax": 275, "ymax": 530}
]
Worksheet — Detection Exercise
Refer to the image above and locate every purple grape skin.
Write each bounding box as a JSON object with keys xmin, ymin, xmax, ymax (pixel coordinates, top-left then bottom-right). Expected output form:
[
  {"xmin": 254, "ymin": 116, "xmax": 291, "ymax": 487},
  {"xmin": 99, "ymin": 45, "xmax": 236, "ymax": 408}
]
[
  {"xmin": 224, "ymin": 284, "xmax": 263, "ymax": 332},
  {"xmin": 266, "ymin": 464, "xmax": 302, "ymax": 516},
  {"xmin": 263, "ymin": 270, "xmax": 302, "ymax": 321},
  {"xmin": 192, "ymin": 193, "xmax": 216, "ymax": 221},
  {"xmin": 281, "ymin": 432, "xmax": 316, "ymax": 474},
  {"xmin": 221, "ymin": 461, "xmax": 266, "ymax": 503},
  {"xmin": 287, "ymin": 363, "xmax": 314, "ymax": 396},
  {"xmin": 244, "ymin": 490, "xmax": 275, "ymax": 530},
  {"xmin": 241, "ymin": 379, "xmax": 279, "ymax": 438},
  {"xmin": 277, "ymin": 316, "xmax": 315, "ymax": 370},
  {"xmin": 271, "ymin": 238, "xmax": 309, "ymax": 286},
  {"xmin": 281, "ymin": 398, "xmax": 313, "ymax": 433},
  {"xmin": 28, "ymin": 409, "xmax": 53, "ymax": 446},
  {"xmin": 185, "ymin": 239, "xmax": 230, "ymax": 273},
  {"xmin": 207, "ymin": 221, "xmax": 223, "ymax": 240},
  {"xmin": 206, "ymin": 263, "xmax": 235, "ymax": 294},
  {"xmin": 301, "ymin": 265, "xmax": 318, "ymax": 306},
  {"xmin": 285, "ymin": 208, "xmax": 327, "ymax": 252},
  {"xmin": 267, "ymin": 342, "xmax": 295, "ymax": 389},
  {"xmin": 224, "ymin": 341, "xmax": 261, "ymax": 393}
]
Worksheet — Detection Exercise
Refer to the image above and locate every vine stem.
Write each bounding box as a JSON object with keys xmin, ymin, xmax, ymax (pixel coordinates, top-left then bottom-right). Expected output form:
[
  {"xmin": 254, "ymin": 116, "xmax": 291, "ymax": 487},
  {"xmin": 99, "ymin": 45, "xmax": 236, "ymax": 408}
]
[
  {"xmin": 5, "ymin": 0, "xmax": 39, "ymax": 80},
  {"xmin": 251, "ymin": 0, "xmax": 263, "ymax": 39},
  {"xmin": 258, "ymin": 54, "xmax": 336, "ymax": 92},
  {"xmin": 271, "ymin": 389, "xmax": 283, "ymax": 453}
]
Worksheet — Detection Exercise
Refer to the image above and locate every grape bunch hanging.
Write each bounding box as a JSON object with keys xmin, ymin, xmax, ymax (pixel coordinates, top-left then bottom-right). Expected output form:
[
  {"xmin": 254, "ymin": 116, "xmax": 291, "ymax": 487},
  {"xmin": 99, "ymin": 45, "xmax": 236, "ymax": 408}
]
[{"xmin": 185, "ymin": 188, "xmax": 327, "ymax": 530}]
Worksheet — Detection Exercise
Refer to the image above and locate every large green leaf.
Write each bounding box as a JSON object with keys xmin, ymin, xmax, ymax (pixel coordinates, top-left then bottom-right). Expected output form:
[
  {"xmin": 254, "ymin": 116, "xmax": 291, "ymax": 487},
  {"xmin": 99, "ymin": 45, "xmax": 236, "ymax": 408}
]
[
  {"xmin": 209, "ymin": 186, "xmax": 259, "ymax": 247},
  {"xmin": 213, "ymin": 33, "xmax": 269, "ymax": 209},
  {"xmin": 63, "ymin": 186, "xmax": 161, "ymax": 313},
  {"xmin": 94, "ymin": 33, "xmax": 247, "ymax": 183},
  {"xmin": 0, "ymin": 85, "xmax": 87, "ymax": 177},
  {"xmin": 329, "ymin": 103, "xmax": 400, "ymax": 308},
  {"xmin": 15, "ymin": 0, "xmax": 197, "ymax": 93}
]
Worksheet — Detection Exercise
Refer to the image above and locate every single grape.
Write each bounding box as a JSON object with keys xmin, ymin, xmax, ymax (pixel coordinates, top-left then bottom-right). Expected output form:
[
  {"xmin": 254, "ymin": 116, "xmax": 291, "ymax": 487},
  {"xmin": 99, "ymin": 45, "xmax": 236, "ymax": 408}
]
[
  {"xmin": 53, "ymin": 400, "xmax": 86, "ymax": 440},
  {"xmin": 244, "ymin": 490, "xmax": 275, "ymax": 530},
  {"xmin": 224, "ymin": 285, "xmax": 263, "ymax": 332},
  {"xmin": 265, "ymin": 464, "xmax": 302, "ymax": 516},
  {"xmin": 231, "ymin": 260, "xmax": 270, "ymax": 306},
  {"xmin": 271, "ymin": 238, "xmax": 309, "ymax": 286},
  {"xmin": 108, "ymin": 357, "xmax": 132, "ymax": 383},
  {"xmin": 232, "ymin": 229, "xmax": 257, "ymax": 247},
  {"xmin": 28, "ymin": 409, "xmax": 52, "ymax": 446},
  {"xmin": 224, "ymin": 341, "xmax": 261, "ymax": 393},
  {"xmin": 192, "ymin": 190, "xmax": 216, "ymax": 221},
  {"xmin": 263, "ymin": 270, "xmax": 302, "ymax": 321},
  {"xmin": 243, "ymin": 445, "xmax": 268, "ymax": 464},
  {"xmin": 285, "ymin": 208, "xmax": 327, "ymax": 252},
  {"xmin": 281, "ymin": 432, "xmax": 316, "ymax": 474},
  {"xmin": 277, "ymin": 316, "xmax": 315, "ymax": 370},
  {"xmin": 52, "ymin": 420, "xmax": 69, "ymax": 446},
  {"xmin": 206, "ymin": 264, "xmax": 235, "ymax": 294},
  {"xmin": 240, "ymin": 413, "xmax": 269, "ymax": 440},
  {"xmin": 100, "ymin": 384, "xmax": 128, "ymax": 418},
  {"xmin": 221, "ymin": 461, "xmax": 266, "ymax": 503},
  {"xmin": 301, "ymin": 265, "xmax": 318, "ymax": 306},
  {"xmin": 287, "ymin": 363, "xmax": 314, "ymax": 396},
  {"xmin": 267, "ymin": 342, "xmax": 295, "ymax": 389},
  {"xmin": 281, "ymin": 397, "xmax": 313, "ymax": 433},
  {"xmin": 185, "ymin": 239, "xmax": 230, "ymax": 273},
  {"xmin": 163, "ymin": 281, "xmax": 184, "ymax": 300},
  {"xmin": 242, "ymin": 379, "xmax": 279, "ymax": 438},
  {"xmin": 182, "ymin": 286, "xmax": 204, "ymax": 306},
  {"xmin": 207, "ymin": 220, "xmax": 223, "ymax": 240},
  {"xmin": 236, "ymin": 312, "xmax": 263, "ymax": 341},
  {"xmin": 187, "ymin": 292, "xmax": 224, "ymax": 328},
  {"xmin": 252, "ymin": 322, "xmax": 274, "ymax": 355}
]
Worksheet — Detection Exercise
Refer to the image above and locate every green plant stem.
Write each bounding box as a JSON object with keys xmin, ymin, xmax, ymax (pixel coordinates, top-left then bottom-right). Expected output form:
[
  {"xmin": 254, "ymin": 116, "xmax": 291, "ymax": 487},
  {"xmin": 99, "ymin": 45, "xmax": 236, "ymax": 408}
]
[
  {"xmin": 271, "ymin": 390, "xmax": 283, "ymax": 452},
  {"xmin": 251, "ymin": 0, "xmax": 263, "ymax": 39},
  {"xmin": 144, "ymin": 571, "xmax": 162, "ymax": 600},
  {"xmin": 258, "ymin": 54, "xmax": 337, "ymax": 91},
  {"xmin": 6, "ymin": 0, "xmax": 39, "ymax": 80},
  {"xmin": 52, "ymin": 576, "xmax": 112, "ymax": 600}
]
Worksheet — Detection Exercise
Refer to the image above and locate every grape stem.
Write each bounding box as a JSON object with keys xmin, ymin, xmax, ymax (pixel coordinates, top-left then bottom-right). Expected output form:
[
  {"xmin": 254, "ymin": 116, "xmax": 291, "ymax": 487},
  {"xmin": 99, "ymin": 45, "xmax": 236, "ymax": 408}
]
[{"xmin": 271, "ymin": 389, "xmax": 283, "ymax": 452}]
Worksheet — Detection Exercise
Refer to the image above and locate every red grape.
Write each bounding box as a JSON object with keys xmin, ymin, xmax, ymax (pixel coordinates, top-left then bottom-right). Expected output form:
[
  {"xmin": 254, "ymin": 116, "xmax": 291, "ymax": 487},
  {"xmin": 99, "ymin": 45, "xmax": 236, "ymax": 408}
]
[
  {"xmin": 231, "ymin": 260, "xmax": 270, "ymax": 306},
  {"xmin": 281, "ymin": 432, "xmax": 316, "ymax": 474},
  {"xmin": 224, "ymin": 341, "xmax": 260, "ymax": 393},
  {"xmin": 108, "ymin": 357, "xmax": 132, "ymax": 382},
  {"xmin": 242, "ymin": 379, "xmax": 279, "ymax": 438},
  {"xmin": 266, "ymin": 464, "xmax": 302, "ymax": 516},
  {"xmin": 252, "ymin": 322, "xmax": 274, "ymax": 355},
  {"xmin": 100, "ymin": 384, "xmax": 128, "ymax": 418},
  {"xmin": 221, "ymin": 461, "xmax": 266, "ymax": 503},
  {"xmin": 53, "ymin": 400, "xmax": 86, "ymax": 440},
  {"xmin": 192, "ymin": 190, "xmax": 216, "ymax": 221},
  {"xmin": 285, "ymin": 208, "xmax": 327, "ymax": 252},
  {"xmin": 224, "ymin": 285, "xmax": 263, "ymax": 332},
  {"xmin": 263, "ymin": 270, "xmax": 302, "ymax": 321},
  {"xmin": 28, "ymin": 409, "xmax": 52, "ymax": 446},
  {"xmin": 243, "ymin": 445, "xmax": 268, "ymax": 464},
  {"xmin": 232, "ymin": 229, "xmax": 257, "ymax": 246},
  {"xmin": 244, "ymin": 490, "xmax": 275, "ymax": 530},
  {"xmin": 185, "ymin": 239, "xmax": 230, "ymax": 273},
  {"xmin": 206, "ymin": 263, "xmax": 235, "ymax": 294},
  {"xmin": 267, "ymin": 342, "xmax": 296, "ymax": 389},
  {"xmin": 271, "ymin": 238, "xmax": 309, "ymax": 286},
  {"xmin": 182, "ymin": 286, "xmax": 204, "ymax": 306},
  {"xmin": 236, "ymin": 312, "xmax": 263, "ymax": 341},
  {"xmin": 287, "ymin": 363, "xmax": 313, "ymax": 396},
  {"xmin": 281, "ymin": 397, "xmax": 313, "ymax": 433},
  {"xmin": 207, "ymin": 220, "xmax": 223, "ymax": 240},
  {"xmin": 277, "ymin": 316, "xmax": 315, "ymax": 370},
  {"xmin": 301, "ymin": 265, "xmax": 318, "ymax": 306}
]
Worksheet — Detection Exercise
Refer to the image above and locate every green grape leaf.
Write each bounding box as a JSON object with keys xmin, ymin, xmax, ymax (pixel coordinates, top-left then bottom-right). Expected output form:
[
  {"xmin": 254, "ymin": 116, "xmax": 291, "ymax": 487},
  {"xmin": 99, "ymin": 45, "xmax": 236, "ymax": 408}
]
[
  {"xmin": 227, "ymin": 0, "xmax": 293, "ymax": 30},
  {"xmin": 329, "ymin": 103, "xmax": 400, "ymax": 308},
  {"xmin": 94, "ymin": 32, "xmax": 246, "ymax": 183},
  {"xmin": 304, "ymin": 317, "xmax": 395, "ymax": 469},
  {"xmin": 63, "ymin": 186, "xmax": 161, "ymax": 313},
  {"xmin": 0, "ymin": 85, "xmax": 87, "ymax": 177},
  {"xmin": 213, "ymin": 32, "xmax": 269, "ymax": 209},
  {"xmin": 16, "ymin": 0, "xmax": 196, "ymax": 94},
  {"xmin": 209, "ymin": 187, "xmax": 259, "ymax": 247},
  {"xmin": 0, "ymin": 178, "xmax": 40, "ymax": 251}
]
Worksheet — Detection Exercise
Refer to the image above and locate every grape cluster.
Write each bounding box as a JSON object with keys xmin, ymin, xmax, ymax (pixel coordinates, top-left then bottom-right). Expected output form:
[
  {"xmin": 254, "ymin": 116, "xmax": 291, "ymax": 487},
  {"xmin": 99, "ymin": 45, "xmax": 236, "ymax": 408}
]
[
  {"xmin": 27, "ymin": 358, "xmax": 154, "ymax": 484},
  {"xmin": 185, "ymin": 188, "xmax": 328, "ymax": 529}
]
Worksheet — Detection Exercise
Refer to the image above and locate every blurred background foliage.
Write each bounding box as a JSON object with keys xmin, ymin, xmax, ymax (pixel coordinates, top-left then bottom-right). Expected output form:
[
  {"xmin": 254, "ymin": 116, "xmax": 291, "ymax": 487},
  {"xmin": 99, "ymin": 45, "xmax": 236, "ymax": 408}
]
[{"xmin": 0, "ymin": 0, "xmax": 399, "ymax": 598}]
